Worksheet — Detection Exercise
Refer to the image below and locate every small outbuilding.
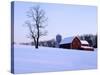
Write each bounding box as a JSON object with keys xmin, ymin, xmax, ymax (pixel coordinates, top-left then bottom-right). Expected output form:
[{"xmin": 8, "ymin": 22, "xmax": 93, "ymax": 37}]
[{"xmin": 59, "ymin": 36, "xmax": 94, "ymax": 51}]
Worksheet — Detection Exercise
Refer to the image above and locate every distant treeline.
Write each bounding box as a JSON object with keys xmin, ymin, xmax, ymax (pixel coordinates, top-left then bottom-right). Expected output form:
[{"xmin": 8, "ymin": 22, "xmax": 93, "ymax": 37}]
[
  {"xmin": 17, "ymin": 39, "xmax": 56, "ymax": 48},
  {"xmin": 15, "ymin": 34, "xmax": 97, "ymax": 48},
  {"xmin": 31, "ymin": 39, "xmax": 56, "ymax": 47}
]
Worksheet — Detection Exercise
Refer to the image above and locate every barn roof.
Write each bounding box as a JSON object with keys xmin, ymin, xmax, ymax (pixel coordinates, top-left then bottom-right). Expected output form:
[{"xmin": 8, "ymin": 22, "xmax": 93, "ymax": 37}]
[
  {"xmin": 60, "ymin": 36, "xmax": 89, "ymax": 45},
  {"xmin": 60, "ymin": 36, "xmax": 74, "ymax": 44},
  {"xmin": 80, "ymin": 40, "xmax": 89, "ymax": 45}
]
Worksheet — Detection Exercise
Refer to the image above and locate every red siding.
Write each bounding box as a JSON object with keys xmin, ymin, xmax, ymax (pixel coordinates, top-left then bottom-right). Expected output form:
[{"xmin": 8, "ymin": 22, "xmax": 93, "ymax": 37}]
[{"xmin": 71, "ymin": 37, "xmax": 81, "ymax": 49}]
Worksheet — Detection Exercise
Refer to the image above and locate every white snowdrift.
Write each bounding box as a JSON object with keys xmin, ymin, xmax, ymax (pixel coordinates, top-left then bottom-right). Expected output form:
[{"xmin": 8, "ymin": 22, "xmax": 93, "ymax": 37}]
[{"xmin": 14, "ymin": 45, "xmax": 97, "ymax": 74}]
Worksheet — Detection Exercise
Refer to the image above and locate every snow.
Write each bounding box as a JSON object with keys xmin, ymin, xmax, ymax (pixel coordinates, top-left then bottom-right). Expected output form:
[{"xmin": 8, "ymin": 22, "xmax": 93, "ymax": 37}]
[
  {"xmin": 60, "ymin": 37, "xmax": 74, "ymax": 44},
  {"xmin": 81, "ymin": 46, "xmax": 93, "ymax": 49},
  {"xmin": 80, "ymin": 40, "xmax": 89, "ymax": 45},
  {"xmin": 13, "ymin": 45, "xmax": 97, "ymax": 74}
]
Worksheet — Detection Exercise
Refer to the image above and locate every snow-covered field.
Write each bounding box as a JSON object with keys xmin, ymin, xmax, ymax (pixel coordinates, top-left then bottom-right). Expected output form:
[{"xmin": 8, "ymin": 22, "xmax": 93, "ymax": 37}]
[{"xmin": 13, "ymin": 45, "xmax": 97, "ymax": 74}]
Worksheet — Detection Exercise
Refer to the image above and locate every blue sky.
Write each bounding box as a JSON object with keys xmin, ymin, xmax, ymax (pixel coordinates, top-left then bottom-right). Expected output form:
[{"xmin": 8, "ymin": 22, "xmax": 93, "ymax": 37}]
[{"xmin": 13, "ymin": 1, "xmax": 97, "ymax": 43}]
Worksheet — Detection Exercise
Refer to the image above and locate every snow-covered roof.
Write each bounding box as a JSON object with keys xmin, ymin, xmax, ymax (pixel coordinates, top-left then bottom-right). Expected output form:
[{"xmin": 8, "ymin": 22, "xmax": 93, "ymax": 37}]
[
  {"xmin": 80, "ymin": 40, "xmax": 89, "ymax": 45},
  {"xmin": 60, "ymin": 37, "xmax": 74, "ymax": 44},
  {"xmin": 60, "ymin": 36, "xmax": 89, "ymax": 45}
]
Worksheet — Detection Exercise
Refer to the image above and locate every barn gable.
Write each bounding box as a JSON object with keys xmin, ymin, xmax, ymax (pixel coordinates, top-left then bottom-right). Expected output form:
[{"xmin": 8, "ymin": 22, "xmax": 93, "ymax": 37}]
[{"xmin": 71, "ymin": 37, "xmax": 81, "ymax": 49}]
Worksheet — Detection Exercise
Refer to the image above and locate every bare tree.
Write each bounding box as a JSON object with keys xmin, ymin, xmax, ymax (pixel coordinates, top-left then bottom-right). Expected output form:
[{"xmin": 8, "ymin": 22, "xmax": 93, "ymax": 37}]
[{"xmin": 25, "ymin": 5, "xmax": 48, "ymax": 49}]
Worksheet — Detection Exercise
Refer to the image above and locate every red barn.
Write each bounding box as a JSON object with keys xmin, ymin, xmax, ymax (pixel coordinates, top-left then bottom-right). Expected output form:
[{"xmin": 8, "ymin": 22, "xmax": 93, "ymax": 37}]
[{"xmin": 59, "ymin": 36, "xmax": 94, "ymax": 51}]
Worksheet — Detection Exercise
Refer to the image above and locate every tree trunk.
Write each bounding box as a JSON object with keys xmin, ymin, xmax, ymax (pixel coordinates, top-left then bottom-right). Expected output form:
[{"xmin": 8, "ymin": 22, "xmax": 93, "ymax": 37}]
[
  {"xmin": 33, "ymin": 37, "xmax": 38, "ymax": 49},
  {"xmin": 35, "ymin": 38, "xmax": 39, "ymax": 49},
  {"xmin": 35, "ymin": 43, "xmax": 38, "ymax": 49}
]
